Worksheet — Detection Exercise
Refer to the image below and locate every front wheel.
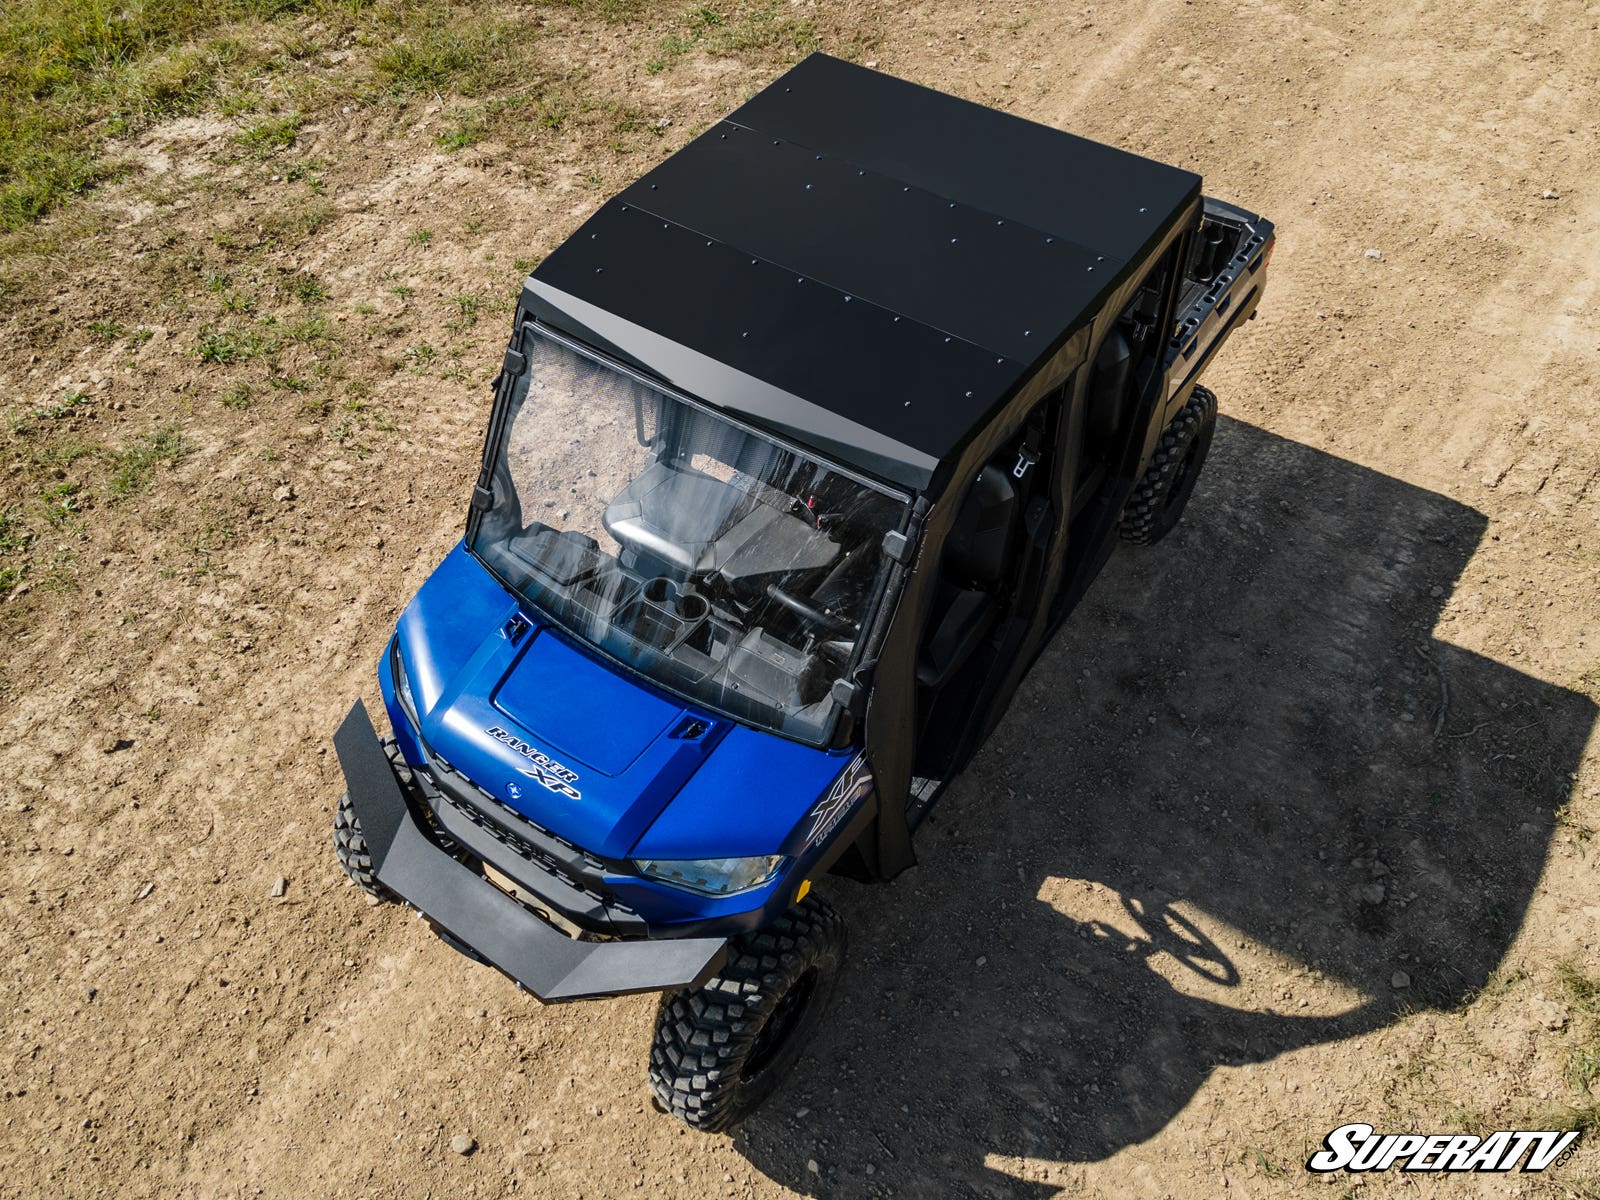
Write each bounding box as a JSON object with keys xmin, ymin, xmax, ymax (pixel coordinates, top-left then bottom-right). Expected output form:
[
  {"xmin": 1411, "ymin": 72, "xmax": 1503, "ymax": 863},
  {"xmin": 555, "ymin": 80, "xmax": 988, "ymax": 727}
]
[
  {"xmin": 333, "ymin": 789, "xmax": 392, "ymax": 901},
  {"xmin": 1120, "ymin": 384, "xmax": 1218, "ymax": 545},
  {"xmin": 648, "ymin": 894, "xmax": 846, "ymax": 1131}
]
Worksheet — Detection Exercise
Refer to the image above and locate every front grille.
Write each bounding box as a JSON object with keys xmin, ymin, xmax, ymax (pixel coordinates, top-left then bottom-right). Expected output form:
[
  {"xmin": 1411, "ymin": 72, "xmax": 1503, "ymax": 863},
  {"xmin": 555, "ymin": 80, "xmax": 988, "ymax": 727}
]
[{"xmin": 437, "ymin": 782, "xmax": 596, "ymax": 893}]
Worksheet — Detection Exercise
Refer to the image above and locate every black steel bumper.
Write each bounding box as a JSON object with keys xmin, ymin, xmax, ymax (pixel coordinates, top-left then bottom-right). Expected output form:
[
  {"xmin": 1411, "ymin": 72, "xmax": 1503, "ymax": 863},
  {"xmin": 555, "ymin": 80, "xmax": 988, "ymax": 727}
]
[{"xmin": 332, "ymin": 700, "xmax": 727, "ymax": 1002}]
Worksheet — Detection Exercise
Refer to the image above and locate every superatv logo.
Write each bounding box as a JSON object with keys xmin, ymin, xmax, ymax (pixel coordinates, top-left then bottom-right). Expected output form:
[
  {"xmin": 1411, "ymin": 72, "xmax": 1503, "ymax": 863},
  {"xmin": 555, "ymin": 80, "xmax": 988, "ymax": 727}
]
[
  {"xmin": 1306, "ymin": 1123, "xmax": 1580, "ymax": 1174},
  {"xmin": 486, "ymin": 726, "xmax": 583, "ymax": 801}
]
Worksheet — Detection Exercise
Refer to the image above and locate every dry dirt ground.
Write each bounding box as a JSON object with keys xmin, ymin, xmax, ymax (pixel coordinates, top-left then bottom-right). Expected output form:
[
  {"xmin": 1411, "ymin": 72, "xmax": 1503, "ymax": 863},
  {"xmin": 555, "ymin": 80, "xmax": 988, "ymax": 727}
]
[{"xmin": 3, "ymin": 1, "xmax": 1600, "ymax": 1197}]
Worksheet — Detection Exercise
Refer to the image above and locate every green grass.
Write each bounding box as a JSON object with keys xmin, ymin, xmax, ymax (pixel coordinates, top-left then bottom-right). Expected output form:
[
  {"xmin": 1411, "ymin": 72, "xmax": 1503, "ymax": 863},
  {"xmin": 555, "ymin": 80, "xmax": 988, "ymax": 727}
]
[
  {"xmin": 1556, "ymin": 960, "xmax": 1600, "ymax": 1013},
  {"xmin": 35, "ymin": 390, "xmax": 90, "ymax": 420},
  {"xmin": 234, "ymin": 111, "xmax": 303, "ymax": 157},
  {"xmin": 374, "ymin": 8, "xmax": 529, "ymax": 97},
  {"xmin": 290, "ymin": 273, "xmax": 328, "ymax": 302},
  {"xmin": 0, "ymin": 1, "xmax": 543, "ymax": 233},
  {"xmin": 109, "ymin": 426, "xmax": 191, "ymax": 496}
]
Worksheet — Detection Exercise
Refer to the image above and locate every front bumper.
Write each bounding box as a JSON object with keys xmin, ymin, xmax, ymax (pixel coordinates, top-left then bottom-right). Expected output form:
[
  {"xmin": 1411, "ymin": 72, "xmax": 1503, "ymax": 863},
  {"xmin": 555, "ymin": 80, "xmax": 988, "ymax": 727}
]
[{"xmin": 332, "ymin": 700, "xmax": 727, "ymax": 1002}]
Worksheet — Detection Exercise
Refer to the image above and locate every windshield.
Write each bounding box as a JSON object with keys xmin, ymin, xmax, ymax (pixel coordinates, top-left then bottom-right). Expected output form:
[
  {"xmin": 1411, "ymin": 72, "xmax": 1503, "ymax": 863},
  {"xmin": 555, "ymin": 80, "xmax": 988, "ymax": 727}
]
[{"xmin": 471, "ymin": 328, "xmax": 909, "ymax": 745}]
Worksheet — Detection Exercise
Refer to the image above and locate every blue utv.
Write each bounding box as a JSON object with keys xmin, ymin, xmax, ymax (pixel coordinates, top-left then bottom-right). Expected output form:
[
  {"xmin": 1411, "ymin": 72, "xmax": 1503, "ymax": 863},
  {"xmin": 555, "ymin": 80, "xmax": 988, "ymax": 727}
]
[{"xmin": 332, "ymin": 53, "xmax": 1274, "ymax": 1130}]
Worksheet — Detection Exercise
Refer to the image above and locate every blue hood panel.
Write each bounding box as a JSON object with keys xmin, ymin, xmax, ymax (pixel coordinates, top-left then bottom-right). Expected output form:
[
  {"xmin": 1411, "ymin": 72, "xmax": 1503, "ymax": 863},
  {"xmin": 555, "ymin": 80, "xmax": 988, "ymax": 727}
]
[
  {"xmin": 492, "ymin": 632, "xmax": 684, "ymax": 777},
  {"xmin": 395, "ymin": 543, "xmax": 859, "ymax": 863}
]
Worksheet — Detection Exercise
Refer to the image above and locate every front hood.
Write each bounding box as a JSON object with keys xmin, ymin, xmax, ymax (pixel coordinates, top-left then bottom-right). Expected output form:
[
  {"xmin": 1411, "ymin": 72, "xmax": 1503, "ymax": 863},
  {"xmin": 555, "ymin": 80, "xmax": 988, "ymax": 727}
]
[
  {"xmin": 394, "ymin": 544, "xmax": 857, "ymax": 861},
  {"xmin": 410, "ymin": 623, "xmax": 717, "ymax": 860}
]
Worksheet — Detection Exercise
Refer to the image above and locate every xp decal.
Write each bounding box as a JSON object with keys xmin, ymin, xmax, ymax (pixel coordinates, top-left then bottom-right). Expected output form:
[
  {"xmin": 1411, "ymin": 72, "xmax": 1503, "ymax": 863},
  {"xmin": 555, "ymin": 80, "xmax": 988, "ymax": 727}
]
[
  {"xmin": 802, "ymin": 754, "xmax": 872, "ymax": 848},
  {"xmin": 486, "ymin": 725, "xmax": 582, "ymax": 801},
  {"xmin": 1306, "ymin": 1123, "xmax": 1581, "ymax": 1174}
]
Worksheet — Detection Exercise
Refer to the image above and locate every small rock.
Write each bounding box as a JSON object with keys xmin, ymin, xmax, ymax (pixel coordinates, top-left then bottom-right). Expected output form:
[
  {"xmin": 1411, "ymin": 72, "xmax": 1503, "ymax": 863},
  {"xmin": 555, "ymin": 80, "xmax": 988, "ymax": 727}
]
[
  {"xmin": 270, "ymin": 877, "xmax": 288, "ymax": 898},
  {"xmin": 273, "ymin": 485, "xmax": 295, "ymax": 503},
  {"xmin": 1391, "ymin": 970, "xmax": 1410, "ymax": 989},
  {"xmin": 85, "ymin": 986, "xmax": 98, "ymax": 1002},
  {"xmin": 1361, "ymin": 883, "xmax": 1386, "ymax": 905},
  {"xmin": 1364, "ymin": 248, "xmax": 1383, "ymax": 260},
  {"xmin": 865, "ymin": 60, "xmax": 879, "ymax": 68},
  {"xmin": 1530, "ymin": 998, "xmax": 1568, "ymax": 1031},
  {"xmin": 795, "ymin": 1107, "xmax": 810, "ymax": 1119},
  {"xmin": 450, "ymin": 1134, "xmax": 476, "ymax": 1156},
  {"xmin": 1541, "ymin": 188, "xmax": 1560, "ymax": 200},
  {"xmin": 135, "ymin": 882, "xmax": 154, "ymax": 901},
  {"xmin": 976, "ymin": 956, "xmax": 987, "ymax": 967},
  {"xmin": 806, "ymin": 1160, "xmax": 820, "ymax": 1175}
]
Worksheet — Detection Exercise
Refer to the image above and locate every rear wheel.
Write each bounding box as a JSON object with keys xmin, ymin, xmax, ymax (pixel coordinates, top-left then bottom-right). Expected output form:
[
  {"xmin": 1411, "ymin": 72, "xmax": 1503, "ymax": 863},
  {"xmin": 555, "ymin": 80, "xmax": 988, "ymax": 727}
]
[
  {"xmin": 648, "ymin": 894, "xmax": 846, "ymax": 1131},
  {"xmin": 1120, "ymin": 384, "xmax": 1218, "ymax": 545},
  {"xmin": 333, "ymin": 789, "xmax": 392, "ymax": 901}
]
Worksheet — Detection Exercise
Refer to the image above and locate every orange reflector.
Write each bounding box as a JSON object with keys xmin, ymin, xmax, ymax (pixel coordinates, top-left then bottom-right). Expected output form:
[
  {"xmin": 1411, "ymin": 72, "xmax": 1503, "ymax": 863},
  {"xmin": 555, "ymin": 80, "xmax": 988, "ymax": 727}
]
[{"xmin": 795, "ymin": 879, "xmax": 812, "ymax": 903}]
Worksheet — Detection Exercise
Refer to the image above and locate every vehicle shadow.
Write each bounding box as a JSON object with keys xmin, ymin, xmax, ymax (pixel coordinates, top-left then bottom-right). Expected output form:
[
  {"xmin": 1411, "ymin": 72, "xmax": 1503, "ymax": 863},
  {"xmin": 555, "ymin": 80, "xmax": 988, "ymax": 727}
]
[{"xmin": 733, "ymin": 416, "xmax": 1597, "ymax": 1196}]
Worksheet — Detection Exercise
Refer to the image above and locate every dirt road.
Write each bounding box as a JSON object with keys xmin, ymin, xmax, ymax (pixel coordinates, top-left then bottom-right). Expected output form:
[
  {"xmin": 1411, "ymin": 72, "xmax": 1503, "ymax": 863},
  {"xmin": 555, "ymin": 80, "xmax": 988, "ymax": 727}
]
[{"xmin": 2, "ymin": 1, "xmax": 1597, "ymax": 1197}]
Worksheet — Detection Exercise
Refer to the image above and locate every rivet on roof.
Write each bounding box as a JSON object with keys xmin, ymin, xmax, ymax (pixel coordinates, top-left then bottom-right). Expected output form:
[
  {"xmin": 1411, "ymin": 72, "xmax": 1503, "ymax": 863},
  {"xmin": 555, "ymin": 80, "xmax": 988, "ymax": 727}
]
[
  {"xmin": 1045, "ymin": 236, "xmax": 1054, "ymax": 244},
  {"xmin": 949, "ymin": 237, "xmax": 958, "ymax": 245}
]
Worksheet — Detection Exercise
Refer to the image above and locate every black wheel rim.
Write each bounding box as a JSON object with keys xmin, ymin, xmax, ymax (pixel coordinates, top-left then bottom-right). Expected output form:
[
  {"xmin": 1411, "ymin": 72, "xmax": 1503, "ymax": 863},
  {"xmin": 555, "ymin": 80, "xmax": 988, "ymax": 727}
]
[{"xmin": 742, "ymin": 967, "xmax": 818, "ymax": 1082}]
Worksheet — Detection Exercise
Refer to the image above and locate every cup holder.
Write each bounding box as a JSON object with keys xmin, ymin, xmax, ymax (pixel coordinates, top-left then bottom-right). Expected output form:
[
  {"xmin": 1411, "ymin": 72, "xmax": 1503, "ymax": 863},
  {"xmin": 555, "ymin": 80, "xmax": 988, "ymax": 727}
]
[{"xmin": 641, "ymin": 577, "xmax": 708, "ymax": 621}]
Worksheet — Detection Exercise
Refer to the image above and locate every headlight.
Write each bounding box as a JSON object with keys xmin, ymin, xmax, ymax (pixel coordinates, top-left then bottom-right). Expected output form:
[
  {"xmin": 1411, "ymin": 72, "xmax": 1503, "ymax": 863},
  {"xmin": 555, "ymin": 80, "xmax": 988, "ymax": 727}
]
[
  {"xmin": 633, "ymin": 855, "xmax": 786, "ymax": 896},
  {"xmin": 390, "ymin": 640, "xmax": 420, "ymax": 728}
]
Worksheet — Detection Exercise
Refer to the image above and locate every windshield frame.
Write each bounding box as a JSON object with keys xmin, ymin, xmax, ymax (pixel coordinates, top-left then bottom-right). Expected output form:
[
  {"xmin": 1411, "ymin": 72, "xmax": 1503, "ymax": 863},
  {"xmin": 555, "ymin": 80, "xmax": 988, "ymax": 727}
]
[{"xmin": 464, "ymin": 319, "xmax": 916, "ymax": 749}]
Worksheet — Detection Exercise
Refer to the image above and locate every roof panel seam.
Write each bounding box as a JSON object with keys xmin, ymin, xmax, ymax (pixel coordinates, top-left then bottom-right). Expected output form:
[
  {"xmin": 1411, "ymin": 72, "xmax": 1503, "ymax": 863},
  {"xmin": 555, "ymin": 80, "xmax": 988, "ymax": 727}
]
[
  {"xmin": 612, "ymin": 193, "xmax": 1030, "ymax": 366},
  {"xmin": 719, "ymin": 116, "xmax": 1129, "ymax": 269}
]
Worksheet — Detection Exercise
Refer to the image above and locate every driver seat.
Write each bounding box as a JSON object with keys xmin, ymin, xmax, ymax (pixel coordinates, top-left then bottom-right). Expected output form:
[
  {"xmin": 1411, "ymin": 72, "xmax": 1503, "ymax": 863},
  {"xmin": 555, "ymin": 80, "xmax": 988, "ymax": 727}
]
[{"xmin": 916, "ymin": 464, "xmax": 1018, "ymax": 688}]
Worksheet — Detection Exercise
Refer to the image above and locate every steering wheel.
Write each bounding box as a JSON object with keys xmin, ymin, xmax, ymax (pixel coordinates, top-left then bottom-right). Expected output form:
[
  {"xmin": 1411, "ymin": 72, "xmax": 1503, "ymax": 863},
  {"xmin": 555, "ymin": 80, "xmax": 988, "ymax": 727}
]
[{"xmin": 765, "ymin": 583, "xmax": 857, "ymax": 637}]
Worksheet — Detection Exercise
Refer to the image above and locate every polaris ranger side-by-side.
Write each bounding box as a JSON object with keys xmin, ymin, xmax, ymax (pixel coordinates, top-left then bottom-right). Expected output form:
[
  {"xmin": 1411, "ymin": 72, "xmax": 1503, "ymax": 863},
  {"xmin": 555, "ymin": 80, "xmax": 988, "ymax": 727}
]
[{"xmin": 332, "ymin": 53, "xmax": 1274, "ymax": 1130}]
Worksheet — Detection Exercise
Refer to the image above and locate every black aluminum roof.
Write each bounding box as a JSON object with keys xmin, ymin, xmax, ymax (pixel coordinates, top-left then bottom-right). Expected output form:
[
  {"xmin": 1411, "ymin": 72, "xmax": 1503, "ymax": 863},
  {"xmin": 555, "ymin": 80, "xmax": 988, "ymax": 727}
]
[{"xmin": 527, "ymin": 53, "xmax": 1200, "ymax": 490}]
